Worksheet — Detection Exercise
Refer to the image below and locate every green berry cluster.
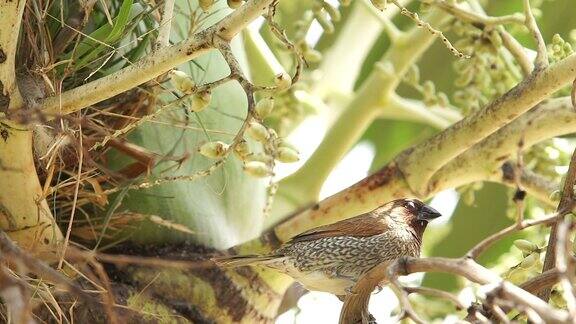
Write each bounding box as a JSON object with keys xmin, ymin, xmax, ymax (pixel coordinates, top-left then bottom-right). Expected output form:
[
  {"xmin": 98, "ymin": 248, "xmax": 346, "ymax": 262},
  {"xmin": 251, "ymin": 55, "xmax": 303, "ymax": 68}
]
[
  {"xmin": 404, "ymin": 65, "xmax": 451, "ymax": 108},
  {"xmin": 451, "ymin": 22, "xmax": 517, "ymax": 114}
]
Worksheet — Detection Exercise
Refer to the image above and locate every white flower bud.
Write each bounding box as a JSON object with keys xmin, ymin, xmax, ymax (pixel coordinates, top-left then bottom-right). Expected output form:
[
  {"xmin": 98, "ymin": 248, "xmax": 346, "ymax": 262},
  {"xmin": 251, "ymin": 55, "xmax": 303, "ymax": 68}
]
[
  {"xmin": 227, "ymin": 0, "xmax": 242, "ymax": 9},
  {"xmin": 519, "ymin": 252, "xmax": 539, "ymax": 269},
  {"xmin": 276, "ymin": 147, "xmax": 299, "ymax": 163},
  {"xmin": 274, "ymin": 73, "xmax": 292, "ymax": 91},
  {"xmin": 304, "ymin": 48, "xmax": 323, "ymax": 63},
  {"xmin": 198, "ymin": 141, "xmax": 228, "ymax": 159},
  {"xmin": 191, "ymin": 89, "xmax": 211, "ymax": 112},
  {"xmin": 255, "ymin": 97, "xmax": 274, "ymax": 118},
  {"xmin": 170, "ymin": 70, "xmax": 195, "ymax": 94},
  {"xmin": 370, "ymin": 0, "xmax": 387, "ymax": 10},
  {"xmin": 199, "ymin": 0, "xmax": 214, "ymax": 11},
  {"xmin": 513, "ymin": 239, "xmax": 538, "ymax": 253},
  {"xmin": 247, "ymin": 122, "xmax": 270, "ymax": 142},
  {"xmin": 234, "ymin": 139, "xmax": 250, "ymax": 159},
  {"xmin": 243, "ymin": 161, "xmax": 272, "ymax": 178},
  {"xmin": 248, "ymin": 153, "xmax": 273, "ymax": 164},
  {"xmin": 276, "ymin": 139, "xmax": 298, "ymax": 151}
]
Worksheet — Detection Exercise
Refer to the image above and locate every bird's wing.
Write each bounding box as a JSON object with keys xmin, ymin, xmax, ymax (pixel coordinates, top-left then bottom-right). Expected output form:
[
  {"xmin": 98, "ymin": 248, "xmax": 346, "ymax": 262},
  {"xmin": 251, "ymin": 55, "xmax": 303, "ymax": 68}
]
[{"xmin": 288, "ymin": 213, "xmax": 390, "ymax": 243}]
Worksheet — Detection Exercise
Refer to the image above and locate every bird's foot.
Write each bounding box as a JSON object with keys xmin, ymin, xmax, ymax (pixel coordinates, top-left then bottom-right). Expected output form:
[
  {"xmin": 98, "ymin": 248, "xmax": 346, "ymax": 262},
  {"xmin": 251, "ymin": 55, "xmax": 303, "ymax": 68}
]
[
  {"xmin": 368, "ymin": 313, "xmax": 377, "ymax": 324},
  {"xmin": 354, "ymin": 313, "xmax": 376, "ymax": 324},
  {"xmin": 345, "ymin": 286, "xmax": 358, "ymax": 296}
]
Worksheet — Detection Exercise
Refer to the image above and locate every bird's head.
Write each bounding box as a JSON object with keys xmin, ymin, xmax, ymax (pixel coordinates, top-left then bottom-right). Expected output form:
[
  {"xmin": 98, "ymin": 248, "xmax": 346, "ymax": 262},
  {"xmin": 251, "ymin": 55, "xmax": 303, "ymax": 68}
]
[{"xmin": 374, "ymin": 198, "xmax": 442, "ymax": 236}]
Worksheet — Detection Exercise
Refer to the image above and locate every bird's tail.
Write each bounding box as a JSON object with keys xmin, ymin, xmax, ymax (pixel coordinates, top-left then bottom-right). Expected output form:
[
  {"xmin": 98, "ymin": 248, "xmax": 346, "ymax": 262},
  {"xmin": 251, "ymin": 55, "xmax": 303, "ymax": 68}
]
[{"xmin": 211, "ymin": 255, "xmax": 278, "ymax": 268}]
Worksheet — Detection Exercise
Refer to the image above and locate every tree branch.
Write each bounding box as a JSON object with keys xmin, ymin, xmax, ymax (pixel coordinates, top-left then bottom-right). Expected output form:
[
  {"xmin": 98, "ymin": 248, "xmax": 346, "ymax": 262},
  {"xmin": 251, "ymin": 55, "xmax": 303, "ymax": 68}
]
[
  {"xmin": 421, "ymin": 0, "xmax": 525, "ymax": 26},
  {"xmin": 430, "ymin": 97, "xmax": 573, "ymax": 194},
  {"xmin": 522, "ymin": 0, "xmax": 548, "ymax": 70},
  {"xmin": 0, "ymin": 0, "xmax": 26, "ymax": 111},
  {"xmin": 397, "ymin": 52, "xmax": 576, "ymax": 195},
  {"xmin": 270, "ymin": 96, "xmax": 575, "ymax": 244},
  {"xmin": 340, "ymin": 256, "xmax": 571, "ymax": 323},
  {"xmin": 29, "ymin": 0, "xmax": 275, "ymax": 119}
]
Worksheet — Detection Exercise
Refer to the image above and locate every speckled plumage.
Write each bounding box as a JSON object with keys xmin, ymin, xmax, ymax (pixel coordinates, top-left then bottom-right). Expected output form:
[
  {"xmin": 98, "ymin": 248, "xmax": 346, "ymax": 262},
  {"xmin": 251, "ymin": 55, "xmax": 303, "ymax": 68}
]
[
  {"xmin": 267, "ymin": 230, "xmax": 421, "ymax": 294},
  {"xmin": 214, "ymin": 198, "xmax": 440, "ymax": 295}
]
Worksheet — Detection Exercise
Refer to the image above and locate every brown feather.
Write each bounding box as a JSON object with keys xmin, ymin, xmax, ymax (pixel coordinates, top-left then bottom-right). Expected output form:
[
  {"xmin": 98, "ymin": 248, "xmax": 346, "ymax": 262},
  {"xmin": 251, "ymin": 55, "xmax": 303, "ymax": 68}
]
[{"xmin": 288, "ymin": 212, "xmax": 391, "ymax": 243}]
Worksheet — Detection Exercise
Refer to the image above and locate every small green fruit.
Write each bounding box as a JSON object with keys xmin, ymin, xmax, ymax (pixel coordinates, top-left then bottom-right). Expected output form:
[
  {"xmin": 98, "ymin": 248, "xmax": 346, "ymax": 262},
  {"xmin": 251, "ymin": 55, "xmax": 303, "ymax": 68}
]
[{"xmin": 199, "ymin": 141, "xmax": 228, "ymax": 159}]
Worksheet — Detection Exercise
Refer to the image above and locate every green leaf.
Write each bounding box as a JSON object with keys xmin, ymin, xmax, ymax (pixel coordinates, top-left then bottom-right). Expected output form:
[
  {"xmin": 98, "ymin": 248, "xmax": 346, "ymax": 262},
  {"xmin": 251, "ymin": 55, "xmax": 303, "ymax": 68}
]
[{"xmin": 62, "ymin": 0, "xmax": 142, "ymax": 72}]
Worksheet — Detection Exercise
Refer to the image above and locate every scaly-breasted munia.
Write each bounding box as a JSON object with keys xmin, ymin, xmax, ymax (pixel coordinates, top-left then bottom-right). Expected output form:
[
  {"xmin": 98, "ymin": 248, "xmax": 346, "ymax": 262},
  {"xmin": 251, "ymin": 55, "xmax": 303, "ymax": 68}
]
[{"xmin": 213, "ymin": 198, "xmax": 441, "ymax": 296}]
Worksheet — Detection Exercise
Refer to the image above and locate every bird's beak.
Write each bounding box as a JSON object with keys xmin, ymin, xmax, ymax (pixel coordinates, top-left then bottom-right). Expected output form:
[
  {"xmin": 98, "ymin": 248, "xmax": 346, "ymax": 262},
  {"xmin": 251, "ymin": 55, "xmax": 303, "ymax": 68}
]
[{"xmin": 418, "ymin": 205, "xmax": 442, "ymax": 221}]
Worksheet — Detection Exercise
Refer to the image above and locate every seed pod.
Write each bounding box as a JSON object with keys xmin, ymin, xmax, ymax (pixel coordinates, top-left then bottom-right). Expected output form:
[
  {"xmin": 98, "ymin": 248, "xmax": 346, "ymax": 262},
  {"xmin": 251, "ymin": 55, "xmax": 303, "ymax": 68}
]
[
  {"xmin": 199, "ymin": 141, "xmax": 229, "ymax": 159},
  {"xmin": 255, "ymin": 97, "xmax": 275, "ymax": 118},
  {"xmin": 199, "ymin": 0, "xmax": 214, "ymax": 11},
  {"xmin": 268, "ymin": 127, "xmax": 278, "ymax": 140},
  {"xmin": 304, "ymin": 48, "xmax": 323, "ymax": 63},
  {"xmin": 248, "ymin": 153, "xmax": 273, "ymax": 164},
  {"xmin": 247, "ymin": 122, "xmax": 270, "ymax": 142},
  {"xmin": 234, "ymin": 139, "xmax": 250, "ymax": 159},
  {"xmin": 227, "ymin": 0, "xmax": 242, "ymax": 9},
  {"xmin": 191, "ymin": 89, "xmax": 211, "ymax": 112},
  {"xmin": 276, "ymin": 147, "xmax": 299, "ymax": 163},
  {"xmin": 274, "ymin": 72, "xmax": 292, "ymax": 91},
  {"xmin": 519, "ymin": 252, "xmax": 539, "ymax": 269},
  {"xmin": 370, "ymin": 0, "xmax": 387, "ymax": 10},
  {"xmin": 244, "ymin": 161, "xmax": 271, "ymax": 178},
  {"xmin": 513, "ymin": 239, "xmax": 538, "ymax": 253},
  {"xmin": 170, "ymin": 70, "xmax": 195, "ymax": 94},
  {"xmin": 276, "ymin": 139, "xmax": 298, "ymax": 151}
]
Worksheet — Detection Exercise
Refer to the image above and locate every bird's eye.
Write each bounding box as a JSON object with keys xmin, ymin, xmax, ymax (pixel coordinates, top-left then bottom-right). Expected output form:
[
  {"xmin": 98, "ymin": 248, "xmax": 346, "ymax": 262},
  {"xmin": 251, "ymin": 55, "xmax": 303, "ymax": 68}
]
[{"xmin": 404, "ymin": 201, "xmax": 417, "ymax": 211}]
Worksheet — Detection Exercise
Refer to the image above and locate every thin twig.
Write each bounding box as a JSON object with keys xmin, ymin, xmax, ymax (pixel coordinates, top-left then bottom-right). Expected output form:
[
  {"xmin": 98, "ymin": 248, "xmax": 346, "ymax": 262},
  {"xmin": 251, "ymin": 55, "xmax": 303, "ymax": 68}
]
[
  {"xmin": 154, "ymin": 0, "xmax": 176, "ymax": 50},
  {"xmin": 405, "ymin": 286, "xmax": 466, "ymax": 310},
  {"xmin": 0, "ymin": 232, "xmax": 98, "ymax": 306},
  {"xmin": 539, "ymin": 147, "xmax": 576, "ymax": 301},
  {"xmin": 555, "ymin": 217, "xmax": 576, "ymax": 317},
  {"xmin": 498, "ymin": 27, "xmax": 534, "ymax": 76},
  {"xmin": 522, "ymin": 0, "xmax": 548, "ymax": 70},
  {"xmin": 58, "ymin": 123, "xmax": 84, "ymax": 269},
  {"xmin": 422, "ymin": 0, "xmax": 524, "ymax": 26},
  {"xmin": 466, "ymin": 212, "xmax": 560, "ymax": 260}
]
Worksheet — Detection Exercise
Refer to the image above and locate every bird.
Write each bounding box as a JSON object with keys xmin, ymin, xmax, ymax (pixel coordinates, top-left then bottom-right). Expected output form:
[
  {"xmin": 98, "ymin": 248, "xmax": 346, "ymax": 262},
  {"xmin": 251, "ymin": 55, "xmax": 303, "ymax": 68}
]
[{"xmin": 213, "ymin": 198, "xmax": 441, "ymax": 297}]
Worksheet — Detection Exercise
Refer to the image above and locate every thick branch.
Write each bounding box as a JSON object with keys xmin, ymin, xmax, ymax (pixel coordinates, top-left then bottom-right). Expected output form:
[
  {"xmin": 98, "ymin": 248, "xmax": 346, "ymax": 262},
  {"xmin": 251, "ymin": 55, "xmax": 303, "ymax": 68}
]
[
  {"xmin": 398, "ymin": 55, "xmax": 576, "ymax": 195},
  {"xmin": 270, "ymin": 96, "xmax": 575, "ymax": 244},
  {"xmin": 430, "ymin": 97, "xmax": 574, "ymax": 193}
]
